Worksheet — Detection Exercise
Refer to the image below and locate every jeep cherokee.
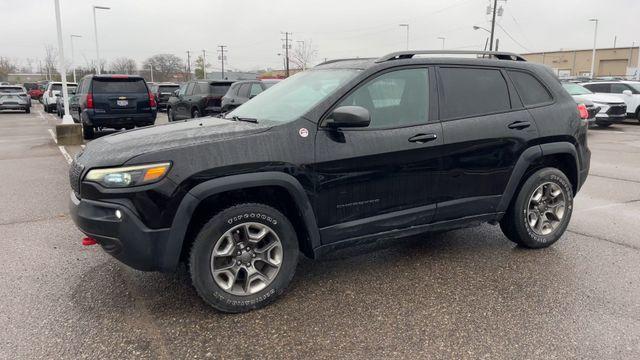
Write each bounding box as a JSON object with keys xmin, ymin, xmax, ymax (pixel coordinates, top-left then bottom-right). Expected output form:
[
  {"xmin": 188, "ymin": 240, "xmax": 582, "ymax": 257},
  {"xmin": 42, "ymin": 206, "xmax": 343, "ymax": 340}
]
[{"xmin": 69, "ymin": 50, "xmax": 591, "ymax": 313}]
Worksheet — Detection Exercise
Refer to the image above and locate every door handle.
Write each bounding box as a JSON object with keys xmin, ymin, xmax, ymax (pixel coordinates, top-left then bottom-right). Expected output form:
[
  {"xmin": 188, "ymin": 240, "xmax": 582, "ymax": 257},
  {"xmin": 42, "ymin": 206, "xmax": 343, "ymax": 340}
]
[
  {"xmin": 507, "ymin": 121, "xmax": 531, "ymax": 130},
  {"xmin": 408, "ymin": 133, "xmax": 438, "ymax": 143}
]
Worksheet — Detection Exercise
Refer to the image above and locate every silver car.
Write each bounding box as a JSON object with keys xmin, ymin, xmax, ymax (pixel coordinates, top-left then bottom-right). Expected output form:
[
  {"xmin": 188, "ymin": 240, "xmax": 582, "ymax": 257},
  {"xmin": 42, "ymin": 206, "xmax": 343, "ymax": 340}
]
[{"xmin": 0, "ymin": 85, "xmax": 31, "ymax": 113}]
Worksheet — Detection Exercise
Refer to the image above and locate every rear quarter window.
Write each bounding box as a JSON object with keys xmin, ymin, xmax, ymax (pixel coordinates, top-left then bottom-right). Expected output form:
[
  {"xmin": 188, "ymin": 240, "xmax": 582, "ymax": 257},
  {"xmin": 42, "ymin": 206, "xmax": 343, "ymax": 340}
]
[
  {"xmin": 508, "ymin": 71, "xmax": 553, "ymax": 106},
  {"xmin": 92, "ymin": 78, "xmax": 148, "ymax": 93},
  {"xmin": 439, "ymin": 67, "xmax": 511, "ymax": 119}
]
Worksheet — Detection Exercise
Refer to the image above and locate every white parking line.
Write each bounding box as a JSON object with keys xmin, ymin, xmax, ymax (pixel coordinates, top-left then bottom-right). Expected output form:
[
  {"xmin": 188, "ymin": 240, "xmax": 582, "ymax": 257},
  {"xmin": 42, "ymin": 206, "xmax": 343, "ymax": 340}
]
[{"xmin": 47, "ymin": 129, "xmax": 73, "ymax": 165}]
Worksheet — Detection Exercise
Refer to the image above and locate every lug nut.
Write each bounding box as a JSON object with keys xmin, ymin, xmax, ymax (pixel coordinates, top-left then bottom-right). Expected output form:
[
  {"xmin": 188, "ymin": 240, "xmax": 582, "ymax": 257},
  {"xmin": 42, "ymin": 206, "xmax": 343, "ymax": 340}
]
[
  {"xmin": 236, "ymin": 261, "xmax": 241, "ymax": 266},
  {"xmin": 246, "ymin": 263, "xmax": 251, "ymax": 267},
  {"xmin": 246, "ymin": 247, "xmax": 251, "ymax": 251},
  {"xmin": 251, "ymin": 253, "xmax": 256, "ymax": 258}
]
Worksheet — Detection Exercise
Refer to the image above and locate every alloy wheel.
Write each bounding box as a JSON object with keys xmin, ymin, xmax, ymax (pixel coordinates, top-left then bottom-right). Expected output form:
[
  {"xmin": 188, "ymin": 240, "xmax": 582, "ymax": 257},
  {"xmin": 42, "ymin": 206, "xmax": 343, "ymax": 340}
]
[
  {"xmin": 210, "ymin": 222, "xmax": 283, "ymax": 296},
  {"xmin": 526, "ymin": 182, "xmax": 566, "ymax": 236}
]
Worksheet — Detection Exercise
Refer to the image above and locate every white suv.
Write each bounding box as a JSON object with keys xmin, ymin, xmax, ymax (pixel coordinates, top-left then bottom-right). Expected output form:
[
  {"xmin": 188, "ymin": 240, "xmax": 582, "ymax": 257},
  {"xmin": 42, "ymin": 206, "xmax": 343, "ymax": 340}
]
[
  {"xmin": 580, "ymin": 81, "xmax": 640, "ymax": 120},
  {"xmin": 42, "ymin": 82, "xmax": 77, "ymax": 113}
]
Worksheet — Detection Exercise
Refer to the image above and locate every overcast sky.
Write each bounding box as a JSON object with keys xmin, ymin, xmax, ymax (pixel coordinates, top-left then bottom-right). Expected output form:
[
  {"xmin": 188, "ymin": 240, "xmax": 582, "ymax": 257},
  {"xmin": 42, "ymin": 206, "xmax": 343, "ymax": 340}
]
[{"xmin": 2, "ymin": 0, "xmax": 640, "ymax": 72}]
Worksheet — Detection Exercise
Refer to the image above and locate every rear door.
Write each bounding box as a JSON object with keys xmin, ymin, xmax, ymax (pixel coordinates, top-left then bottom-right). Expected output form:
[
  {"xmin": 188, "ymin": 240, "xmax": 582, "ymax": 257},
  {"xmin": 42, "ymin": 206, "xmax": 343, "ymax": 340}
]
[
  {"xmin": 610, "ymin": 83, "xmax": 640, "ymax": 114},
  {"xmin": 434, "ymin": 66, "xmax": 540, "ymax": 221},
  {"xmin": 91, "ymin": 77, "xmax": 151, "ymax": 116}
]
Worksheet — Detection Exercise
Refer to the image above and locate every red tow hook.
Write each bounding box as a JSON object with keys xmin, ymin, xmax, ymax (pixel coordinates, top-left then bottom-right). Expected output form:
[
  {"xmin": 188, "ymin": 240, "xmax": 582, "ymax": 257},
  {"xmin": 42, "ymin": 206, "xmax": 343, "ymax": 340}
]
[{"xmin": 82, "ymin": 237, "xmax": 97, "ymax": 246}]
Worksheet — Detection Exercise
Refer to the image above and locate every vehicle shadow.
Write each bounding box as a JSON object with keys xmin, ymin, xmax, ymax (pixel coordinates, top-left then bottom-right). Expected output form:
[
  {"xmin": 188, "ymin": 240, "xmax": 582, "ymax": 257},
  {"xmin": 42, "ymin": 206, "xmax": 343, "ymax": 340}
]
[{"xmin": 70, "ymin": 224, "xmax": 568, "ymax": 323}]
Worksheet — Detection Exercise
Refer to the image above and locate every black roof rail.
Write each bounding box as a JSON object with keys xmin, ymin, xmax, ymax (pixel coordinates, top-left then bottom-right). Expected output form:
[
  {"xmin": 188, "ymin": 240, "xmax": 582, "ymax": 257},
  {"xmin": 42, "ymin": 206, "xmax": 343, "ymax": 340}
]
[
  {"xmin": 316, "ymin": 58, "xmax": 376, "ymax": 66},
  {"xmin": 375, "ymin": 50, "xmax": 527, "ymax": 63}
]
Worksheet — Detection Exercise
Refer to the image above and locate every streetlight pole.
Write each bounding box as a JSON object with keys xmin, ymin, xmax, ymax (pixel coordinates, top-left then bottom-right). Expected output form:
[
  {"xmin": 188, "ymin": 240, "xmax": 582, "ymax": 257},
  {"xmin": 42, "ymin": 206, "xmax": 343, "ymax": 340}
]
[
  {"xmin": 54, "ymin": 0, "xmax": 72, "ymax": 124},
  {"xmin": 399, "ymin": 24, "xmax": 409, "ymax": 50},
  {"xmin": 589, "ymin": 18, "xmax": 599, "ymax": 79},
  {"xmin": 437, "ymin": 37, "xmax": 446, "ymax": 50},
  {"xmin": 149, "ymin": 64, "xmax": 154, "ymax": 82},
  {"xmin": 92, "ymin": 5, "xmax": 110, "ymax": 75},
  {"xmin": 70, "ymin": 34, "xmax": 81, "ymax": 83}
]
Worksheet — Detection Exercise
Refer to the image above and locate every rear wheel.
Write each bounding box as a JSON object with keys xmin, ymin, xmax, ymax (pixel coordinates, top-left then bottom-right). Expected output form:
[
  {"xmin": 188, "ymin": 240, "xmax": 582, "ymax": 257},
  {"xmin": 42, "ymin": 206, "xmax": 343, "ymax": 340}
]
[
  {"xmin": 189, "ymin": 203, "xmax": 299, "ymax": 313},
  {"xmin": 25, "ymin": 107, "xmax": 30, "ymax": 114},
  {"xmin": 192, "ymin": 108, "xmax": 200, "ymax": 118},
  {"xmin": 500, "ymin": 167, "xmax": 573, "ymax": 249}
]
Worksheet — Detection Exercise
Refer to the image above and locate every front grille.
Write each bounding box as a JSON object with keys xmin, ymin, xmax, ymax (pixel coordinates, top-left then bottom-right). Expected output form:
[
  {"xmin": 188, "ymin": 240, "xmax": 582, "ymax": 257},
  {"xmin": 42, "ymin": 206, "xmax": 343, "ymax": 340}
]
[
  {"xmin": 607, "ymin": 104, "xmax": 627, "ymax": 116},
  {"xmin": 69, "ymin": 161, "xmax": 84, "ymax": 197}
]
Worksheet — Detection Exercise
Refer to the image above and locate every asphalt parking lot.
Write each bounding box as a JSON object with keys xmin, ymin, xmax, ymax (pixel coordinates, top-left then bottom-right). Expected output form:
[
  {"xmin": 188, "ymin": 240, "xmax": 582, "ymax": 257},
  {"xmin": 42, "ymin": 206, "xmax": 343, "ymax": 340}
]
[{"xmin": 1, "ymin": 104, "xmax": 639, "ymax": 359}]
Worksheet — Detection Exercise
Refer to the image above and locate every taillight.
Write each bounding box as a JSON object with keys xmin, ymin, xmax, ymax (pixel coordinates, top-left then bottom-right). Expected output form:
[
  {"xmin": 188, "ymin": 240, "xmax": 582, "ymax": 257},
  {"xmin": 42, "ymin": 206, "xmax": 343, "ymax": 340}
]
[
  {"xmin": 577, "ymin": 104, "xmax": 589, "ymax": 120},
  {"xmin": 149, "ymin": 91, "xmax": 156, "ymax": 107},
  {"xmin": 86, "ymin": 92, "xmax": 94, "ymax": 109}
]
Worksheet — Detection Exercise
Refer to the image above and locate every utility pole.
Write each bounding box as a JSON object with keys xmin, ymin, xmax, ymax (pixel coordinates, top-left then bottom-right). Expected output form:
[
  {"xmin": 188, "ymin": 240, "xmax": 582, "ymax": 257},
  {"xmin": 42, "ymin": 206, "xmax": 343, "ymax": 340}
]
[
  {"xmin": 218, "ymin": 45, "xmax": 227, "ymax": 79},
  {"xmin": 70, "ymin": 34, "xmax": 81, "ymax": 83},
  {"xmin": 186, "ymin": 50, "xmax": 191, "ymax": 80},
  {"xmin": 202, "ymin": 50, "xmax": 207, "ymax": 79},
  {"xmin": 489, "ymin": 0, "xmax": 498, "ymax": 51},
  {"xmin": 281, "ymin": 32, "xmax": 292, "ymax": 77}
]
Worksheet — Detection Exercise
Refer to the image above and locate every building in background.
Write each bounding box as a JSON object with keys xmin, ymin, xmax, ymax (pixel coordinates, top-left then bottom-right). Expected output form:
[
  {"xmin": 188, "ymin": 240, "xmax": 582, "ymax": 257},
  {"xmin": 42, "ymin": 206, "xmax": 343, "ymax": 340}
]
[
  {"xmin": 205, "ymin": 71, "xmax": 259, "ymax": 81},
  {"xmin": 522, "ymin": 47, "xmax": 639, "ymax": 78}
]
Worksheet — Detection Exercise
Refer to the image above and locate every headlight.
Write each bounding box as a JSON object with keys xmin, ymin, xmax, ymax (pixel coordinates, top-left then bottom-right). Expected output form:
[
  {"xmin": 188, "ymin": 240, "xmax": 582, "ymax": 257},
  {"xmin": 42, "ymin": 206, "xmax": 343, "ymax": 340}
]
[{"xmin": 85, "ymin": 162, "xmax": 171, "ymax": 188}]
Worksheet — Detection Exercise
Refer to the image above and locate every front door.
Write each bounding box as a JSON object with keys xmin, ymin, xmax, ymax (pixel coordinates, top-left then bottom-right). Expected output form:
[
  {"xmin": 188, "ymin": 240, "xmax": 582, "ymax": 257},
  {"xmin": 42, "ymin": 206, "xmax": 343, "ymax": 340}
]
[{"xmin": 314, "ymin": 67, "xmax": 443, "ymax": 244}]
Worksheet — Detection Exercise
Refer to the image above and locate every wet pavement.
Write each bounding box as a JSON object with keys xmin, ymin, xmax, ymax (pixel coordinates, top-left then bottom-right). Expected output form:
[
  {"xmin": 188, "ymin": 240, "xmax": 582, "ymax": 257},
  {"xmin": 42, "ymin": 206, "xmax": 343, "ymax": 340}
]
[{"xmin": 1, "ymin": 104, "xmax": 639, "ymax": 359}]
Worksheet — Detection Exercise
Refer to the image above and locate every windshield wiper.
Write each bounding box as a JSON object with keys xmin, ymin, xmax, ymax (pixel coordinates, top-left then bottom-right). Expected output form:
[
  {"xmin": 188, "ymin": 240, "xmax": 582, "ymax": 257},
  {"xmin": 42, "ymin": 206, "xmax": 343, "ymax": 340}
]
[{"xmin": 231, "ymin": 115, "xmax": 258, "ymax": 123}]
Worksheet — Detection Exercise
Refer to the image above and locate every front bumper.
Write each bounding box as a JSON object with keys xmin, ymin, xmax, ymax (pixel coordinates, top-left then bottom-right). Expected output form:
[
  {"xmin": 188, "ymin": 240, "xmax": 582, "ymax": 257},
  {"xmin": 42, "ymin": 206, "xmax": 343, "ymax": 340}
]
[{"xmin": 69, "ymin": 192, "xmax": 172, "ymax": 271}]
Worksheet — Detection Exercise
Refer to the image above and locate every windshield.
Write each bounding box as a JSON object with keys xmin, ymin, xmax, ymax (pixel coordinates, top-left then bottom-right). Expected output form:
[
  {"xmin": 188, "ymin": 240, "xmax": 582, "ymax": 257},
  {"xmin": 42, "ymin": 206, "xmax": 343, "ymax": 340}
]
[
  {"xmin": 562, "ymin": 83, "xmax": 592, "ymax": 95},
  {"xmin": 227, "ymin": 69, "xmax": 360, "ymax": 123}
]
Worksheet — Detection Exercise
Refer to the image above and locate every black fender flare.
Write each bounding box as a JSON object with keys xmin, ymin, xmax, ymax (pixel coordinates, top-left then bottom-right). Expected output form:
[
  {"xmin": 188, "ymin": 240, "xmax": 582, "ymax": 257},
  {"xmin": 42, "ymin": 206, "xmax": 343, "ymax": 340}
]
[
  {"xmin": 160, "ymin": 172, "xmax": 320, "ymax": 270},
  {"xmin": 495, "ymin": 142, "xmax": 579, "ymax": 213}
]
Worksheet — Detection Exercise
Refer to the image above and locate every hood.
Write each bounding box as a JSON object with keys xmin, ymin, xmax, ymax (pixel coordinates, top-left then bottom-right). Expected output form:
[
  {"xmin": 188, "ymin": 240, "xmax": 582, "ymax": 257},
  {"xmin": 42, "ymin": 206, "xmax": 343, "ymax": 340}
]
[
  {"xmin": 575, "ymin": 93, "xmax": 625, "ymax": 104},
  {"xmin": 76, "ymin": 117, "xmax": 272, "ymax": 167}
]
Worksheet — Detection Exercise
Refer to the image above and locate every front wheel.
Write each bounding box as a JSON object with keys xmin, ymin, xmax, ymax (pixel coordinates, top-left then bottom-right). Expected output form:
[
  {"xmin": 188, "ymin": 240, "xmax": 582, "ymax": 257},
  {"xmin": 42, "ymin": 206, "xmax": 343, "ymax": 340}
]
[
  {"xmin": 189, "ymin": 203, "xmax": 299, "ymax": 313},
  {"xmin": 25, "ymin": 107, "xmax": 30, "ymax": 114},
  {"xmin": 500, "ymin": 167, "xmax": 573, "ymax": 249}
]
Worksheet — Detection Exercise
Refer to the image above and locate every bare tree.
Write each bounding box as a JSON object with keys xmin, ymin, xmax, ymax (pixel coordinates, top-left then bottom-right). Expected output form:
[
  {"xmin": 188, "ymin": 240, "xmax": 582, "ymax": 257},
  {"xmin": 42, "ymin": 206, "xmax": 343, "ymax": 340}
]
[
  {"xmin": 110, "ymin": 57, "xmax": 137, "ymax": 74},
  {"xmin": 290, "ymin": 40, "xmax": 318, "ymax": 70},
  {"xmin": 143, "ymin": 54, "xmax": 184, "ymax": 82},
  {"xmin": 82, "ymin": 55, "xmax": 106, "ymax": 75},
  {"xmin": 43, "ymin": 45, "xmax": 58, "ymax": 80},
  {"xmin": 0, "ymin": 57, "xmax": 18, "ymax": 81}
]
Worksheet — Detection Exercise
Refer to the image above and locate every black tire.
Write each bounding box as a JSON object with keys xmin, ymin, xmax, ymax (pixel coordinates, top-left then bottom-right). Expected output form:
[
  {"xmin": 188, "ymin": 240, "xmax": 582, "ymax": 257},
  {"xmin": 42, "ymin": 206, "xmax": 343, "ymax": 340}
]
[
  {"xmin": 596, "ymin": 122, "xmax": 611, "ymax": 128},
  {"xmin": 635, "ymin": 107, "xmax": 640, "ymax": 121},
  {"xmin": 500, "ymin": 167, "xmax": 573, "ymax": 249},
  {"xmin": 192, "ymin": 108, "xmax": 200, "ymax": 118},
  {"xmin": 189, "ymin": 203, "xmax": 299, "ymax": 313},
  {"xmin": 25, "ymin": 107, "xmax": 30, "ymax": 114},
  {"xmin": 82, "ymin": 124, "xmax": 94, "ymax": 140}
]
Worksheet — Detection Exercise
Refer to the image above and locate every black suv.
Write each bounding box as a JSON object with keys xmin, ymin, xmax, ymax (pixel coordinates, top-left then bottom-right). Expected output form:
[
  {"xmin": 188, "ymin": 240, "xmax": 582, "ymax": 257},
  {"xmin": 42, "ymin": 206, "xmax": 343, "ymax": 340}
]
[
  {"xmin": 70, "ymin": 75, "xmax": 157, "ymax": 139},
  {"xmin": 149, "ymin": 82, "xmax": 180, "ymax": 111},
  {"xmin": 70, "ymin": 51, "xmax": 590, "ymax": 313},
  {"xmin": 166, "ymin": 80, "xmax": 234, "ymax": 121},
  {"xmin": 220, "ymin": 79, "xmax": 280, "ymax": 112}
]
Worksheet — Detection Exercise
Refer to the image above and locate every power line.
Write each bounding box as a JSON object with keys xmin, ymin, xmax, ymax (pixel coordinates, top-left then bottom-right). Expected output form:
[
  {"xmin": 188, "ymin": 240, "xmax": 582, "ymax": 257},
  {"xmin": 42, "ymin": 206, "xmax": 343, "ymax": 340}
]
[{"xmin": 496, "ymin": 23, "xmax": 531, "ymax": 52}]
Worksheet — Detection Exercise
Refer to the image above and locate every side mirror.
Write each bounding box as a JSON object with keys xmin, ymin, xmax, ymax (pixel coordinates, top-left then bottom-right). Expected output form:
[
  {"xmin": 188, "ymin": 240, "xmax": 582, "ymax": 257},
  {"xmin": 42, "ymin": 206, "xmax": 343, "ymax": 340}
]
[
  {"xmin": 325, "ymin": 106, "xmax": 371, "ymax": 128},
  {"xmin": 623, "ymin": 89, "xmax": 633, "ymax": 96}
]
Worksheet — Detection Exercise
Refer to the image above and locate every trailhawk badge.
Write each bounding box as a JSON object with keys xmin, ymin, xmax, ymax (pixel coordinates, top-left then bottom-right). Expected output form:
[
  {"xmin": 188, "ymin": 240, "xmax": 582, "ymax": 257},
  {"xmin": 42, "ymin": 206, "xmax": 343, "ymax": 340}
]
[{"xmin": 298, "ymin": 128, "xmax": 309, "ymax": 138}]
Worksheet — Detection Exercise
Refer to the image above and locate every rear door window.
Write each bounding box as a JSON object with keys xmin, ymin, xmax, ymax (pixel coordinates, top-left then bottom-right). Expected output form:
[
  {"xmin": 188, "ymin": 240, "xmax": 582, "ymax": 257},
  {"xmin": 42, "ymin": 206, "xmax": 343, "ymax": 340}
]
[
  {"xmin": 439, "ymin": 67, "xmax": 511, "ymax": 119},
  {"xmin": 238, "ymin": 84, "xmax": 251, "ymax": 98},
  {"xmin": 249, "ymin": 83, "xmax": 263, "ymax": 97},
  {"xmin": 611, "ymin": 83, "xmax": 635, "ymax": 94},
  {"xmin": 159, "ymin": 85, "xmax": 179, "ymax": 94},
  {"xmin": 508, "ymin": 71, "xmax": 553, "ymax": 106},
  {"xmin": 92, "ymin": 78, "xmax": 147, "ymax": 93},
  {"xmin": 583, "ymin": 83, "xmax": 611, "ymax": 93},
  {"xmin": 185, "ymin": 82, "xmax": 195, "ymax": 96}
]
